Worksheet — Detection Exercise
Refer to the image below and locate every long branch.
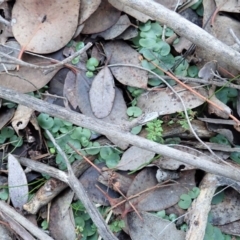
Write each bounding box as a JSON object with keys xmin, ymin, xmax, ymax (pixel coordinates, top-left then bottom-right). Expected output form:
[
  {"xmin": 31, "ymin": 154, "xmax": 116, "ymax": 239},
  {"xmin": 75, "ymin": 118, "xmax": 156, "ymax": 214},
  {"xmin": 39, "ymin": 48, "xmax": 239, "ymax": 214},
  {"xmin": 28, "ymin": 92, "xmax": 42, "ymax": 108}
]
[{"xmin": 0, "ymin": 86, "xmax": 240, "ymax": 182}]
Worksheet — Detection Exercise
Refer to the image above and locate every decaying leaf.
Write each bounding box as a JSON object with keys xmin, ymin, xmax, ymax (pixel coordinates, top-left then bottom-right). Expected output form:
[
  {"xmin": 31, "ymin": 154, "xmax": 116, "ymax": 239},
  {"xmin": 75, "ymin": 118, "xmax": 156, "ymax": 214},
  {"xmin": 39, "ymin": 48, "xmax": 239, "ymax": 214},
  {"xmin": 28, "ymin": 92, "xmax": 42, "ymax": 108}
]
[
  {"xmin": 0, "ymin": 108, "xmax": 15, "ymax": 130},
  {"xmin": 124, "ymin": 168, "xmax": 195, "ymax": 214},
  {"xmin": 76, "ymin": 71, "xmax": 129, "ymax": 149},
  {"xmin": 108, "ymin": 0, "xmax": 152, "ymax": 22},
  {"xmin": 49, "ymin": 189, "xmax": 76, "ymax": 240},
  {"xmin": 127, "ymin": 211, "xmax": 185, "ymax": 240},
  {"xmin": 89, "ymin": 67, "xmax": 116, "ymax": 118},
  {"xmin": 92, "ymin": 15, "xmax": 133, "ymax": 40},
  {"xmin": 63, "ymin": 71, "xmax": 78, "ymax": 109},
  {"xmin": 11, "ymin": 105, "xmax": 33, "ymax": 135},
  {"xmin": 137, "ymin": 83, "xmax": 207, "ymax": 114},
  {"xmin": 116, "ymin": 146, "xmax": 155, "ymax": 171},
  {"xmin": 0, "ymin": 53, "xmax": 61, "ymax": 93},
  {"xmin": 82, "ymin": 0, "xmax": 121, "ymax": 34},
  {"xmin": 211, "ymin": 188, "xmax": 240, "ymax": 225},
  {"xmin": 8, "ymin": 154, "xmax": 28, "ymax": 210},
  {"xmin": 0, "ymin": 41, "xmax": 20, "ymax": 72},
  {"xmin": 198, "ymin": 61, "xmax": 217, "ymax": 81},
  {"xmin": 104, "ymin": 40, "xmax": 148, "ymax": 88},
  {"xmin": 79, "ymin": 0, "xmax": 101, "ymax": 24},
  {"xmin": 12, "ymin": 0, "xmax": 80, "ymax": 54}
]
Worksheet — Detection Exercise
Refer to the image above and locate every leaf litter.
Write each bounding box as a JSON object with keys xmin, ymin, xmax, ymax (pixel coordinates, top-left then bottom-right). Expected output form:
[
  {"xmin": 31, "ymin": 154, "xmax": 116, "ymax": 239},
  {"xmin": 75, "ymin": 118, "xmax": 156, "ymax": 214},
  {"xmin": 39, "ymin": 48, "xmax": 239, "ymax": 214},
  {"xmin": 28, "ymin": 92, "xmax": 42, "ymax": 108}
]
[{"xmin": 1, "ymin": 0, "xmax": 240, "ymax": 239}]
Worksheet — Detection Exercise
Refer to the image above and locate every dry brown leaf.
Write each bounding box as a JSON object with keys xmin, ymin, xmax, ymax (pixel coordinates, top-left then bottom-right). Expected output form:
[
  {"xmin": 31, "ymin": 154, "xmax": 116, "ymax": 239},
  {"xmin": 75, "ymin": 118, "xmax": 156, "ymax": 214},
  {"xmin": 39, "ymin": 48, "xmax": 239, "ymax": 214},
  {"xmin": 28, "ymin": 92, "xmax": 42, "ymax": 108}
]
[
  {"xmin": 89, "ymin": 67, "xmax": 115, "ymax": 118},
  {"xmin": 76, "ymin": 72, "xmax": 129, "ymax": 149},
  {"xmin": 104, "ymin": 40, "xmax": 148, "ymax": 88},
  {"xmin": 0, "ymin": 53, "xmax": 61, "ymax": 93},
  {"xmin": 137, "ymin": 83, "xmax": 207, "ymax": 114},
  {"xmin": 108, "ymin": 0, "xmax": 152, "ymax": 22},
  {"xmin": 49, "ymin": 189, "xmax": 76, "ymax": 240},
  {"xmin": 82, "ymin": 0, "xmax": 121, "ymax": 34},
  {"xmin": 11, "ymin": 105, "xmax": 33, "ymax": 135},
  {"xmin": 8, "ymin": 154, "xmax": 28, "ymax": 210},
  {"xmin": 92, "ymin": 15, "xmax": 132, "ymax": 40},
  {"xmin": 215, "ymin": 0, "xmax": 240, "ymax": 12},
  {"xmin": 12, "ymin": 0, "xmax": 80, "ymax": 54},
  {"xmin": 124, "ymin": 168, "xmax": 195, "ymax": 213},
  {"xmin": 0, "ymin": 41, "xmax": 20, "ymax": 72},
  {"xmin": 63, "ymin": 71, "xmax": 78, "ymax": 109},
  {"xmin": 127, "ymin": 212, "xmax": 185, "ymax": 240},
  {"xmin": 79, "ymin": 0, "xmax": 101, "ymax": 24},
  {"xmin": 0, "ymin": 108, "xmax": 14, "ymax": 130},
  {"xmin": 116, "ymin": 146, "xmax": 155, "ymax": 171}
]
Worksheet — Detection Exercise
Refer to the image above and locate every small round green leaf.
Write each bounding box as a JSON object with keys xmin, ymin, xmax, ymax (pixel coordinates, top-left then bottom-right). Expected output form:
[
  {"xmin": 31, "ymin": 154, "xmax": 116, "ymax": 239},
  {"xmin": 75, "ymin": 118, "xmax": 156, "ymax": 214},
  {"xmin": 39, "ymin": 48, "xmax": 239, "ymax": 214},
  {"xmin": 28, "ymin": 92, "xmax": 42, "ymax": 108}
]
[
  {"xmin": 154, "ymin": 41, "xmax": 171, "ymax": 56},
  {"xmin": 188, "ymin": 65, "xmax": 199, "ymax": 77},
  {"xmin": 127, "ymin": 106, "xmax": 142, "ymax": 117},
  {"xmin": 230, "ymin": 151, "xmax": 240, "ymax": 164},
  {"xmin": 188, "ymin": 187, "xmax": 200, "ymax": 199},
  {"xmin": 38, "ymin": 113, "xmax": 54, "ymax": 130},
  {"xmin": 139, "ymin": 21, "xmax": 151, "ymax": 31},
  {"xmin": 106, "ymin": 153, "xmax": 120, "ymax": 168},
  {"xmin": 72, "ymin": 56, "xmax": 80, "ymax": 65},
  {"xmin": 75, "ymin": 41, "xmax": 85, "ymax": 51},
  {"xmin": 131, "ymin": 125, "xmax": 142, "ymax": 135},
  {"xmin": 85, "ymin": 142, "xmax": 100, "ymax": 155},
  {"xmin": 178, "ymin": 194, "xmax": 192, "ymax": 209},
  {"xmin": 139, "ymin": 38, "xmax": 157, "ymax": 49}
]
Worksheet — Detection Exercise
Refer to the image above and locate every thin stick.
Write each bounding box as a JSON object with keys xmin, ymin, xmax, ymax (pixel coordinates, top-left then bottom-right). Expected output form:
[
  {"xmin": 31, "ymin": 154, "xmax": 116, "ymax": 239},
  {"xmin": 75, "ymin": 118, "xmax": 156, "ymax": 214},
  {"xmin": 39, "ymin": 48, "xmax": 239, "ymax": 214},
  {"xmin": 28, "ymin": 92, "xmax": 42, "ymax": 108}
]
[{"xmin": 45, "ymin": 130, "xmax": 117, "ymax": 240}]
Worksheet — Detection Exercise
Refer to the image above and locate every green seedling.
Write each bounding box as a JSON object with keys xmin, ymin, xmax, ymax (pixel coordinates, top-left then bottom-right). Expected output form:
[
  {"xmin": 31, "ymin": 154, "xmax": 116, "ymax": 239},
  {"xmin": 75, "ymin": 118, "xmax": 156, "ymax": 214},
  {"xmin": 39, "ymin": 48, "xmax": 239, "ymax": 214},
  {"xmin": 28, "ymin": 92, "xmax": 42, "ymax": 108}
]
[
  {"xmin": 145, "ymin": 119, "xmax": 164, "ymax": 143},
  {"xmin": 211, "ymin": 187, "xmax": 225, "ymax": 205},
  {"xmin": 109, "ymin": 219, "xmax": 125, "ymax": 233},
  {"xmin": 99, "ymin": 147, "xmax": 121, "ymax": 168},
  {"xmin": 86, "ymin": 57, "xmax": 99, "ymax": 71},
  {"xmin": 230, "ymin": 151, "xmax": 240, "ymax": 164},
  {"xmin": 176, "ymin": 109, "xmax": 196, "ymax": 130},
  {"xmin": 127, "ymin": 106, "xmax": 142, "ymax": 117},
  {"xmin": 178, "ymin": 194, "xmax": 192, "ymax": 210},
  {"xmin": 0, "ymin": 188, "xmax": 9, "ymax": 201},
  {"xmin": 178, "ymin": 187, "xmax": 200, "ymax": 210},
  {"xmin": 41, "ymin": 220, "xmax": 49, "ymax": 230},
  {"xmin": 37, "ymin": 113, "xmax": 100, "ymax": 170},
  {"xmin": 188, "ymin": 187, "xmax": 200, "ymax": 199},
  {"xmin": 209, "ymin": 134, "xmax": 231, "ymax": 146},
  {"xmin": 187, "ymin": 65, "xmax": 199, "ymax": 78},
  {"xmin": 215, "ymin": 87, "xmax": 238, "ymax": 107},
  {"xmin": 0, "ymin": 127, "xmax": 23, "ymax": 147}
]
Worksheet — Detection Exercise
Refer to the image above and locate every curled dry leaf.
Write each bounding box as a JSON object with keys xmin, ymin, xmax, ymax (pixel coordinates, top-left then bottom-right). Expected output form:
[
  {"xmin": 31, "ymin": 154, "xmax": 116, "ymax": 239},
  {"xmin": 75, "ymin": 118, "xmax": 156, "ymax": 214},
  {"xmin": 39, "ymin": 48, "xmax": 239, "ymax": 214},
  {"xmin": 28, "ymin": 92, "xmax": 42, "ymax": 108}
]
[
  {"xmin": 116, "ymin": 146, "xmax": 155, "ymax": 171},
  {"xmin": 104, "ymin": 40, "xmax": 148, "ymax": 88},
  {"xmin": 12, "ymin": 0, "xmax": 80, "ymax": 54},
  {"xmin": 11, "ymin": 105, "xmax": 34, "ymax": 135},
  {"xmin": 8, "ymin": 154, "xmax": 28, "ymax": 210},
  {"xmin": 89, "ymin": 66, "xmax": 116, "ymax": 118},
  {"xmin": 82, "ymin": 0, "xmax": 121, "ymax": 34},
  {"xmin": 137, "ymin": 83, "xmax": 207, "ymax": 114},
  {"xmin": 79, "ymin": 0, "xmax": 101, "ymax": 24}
]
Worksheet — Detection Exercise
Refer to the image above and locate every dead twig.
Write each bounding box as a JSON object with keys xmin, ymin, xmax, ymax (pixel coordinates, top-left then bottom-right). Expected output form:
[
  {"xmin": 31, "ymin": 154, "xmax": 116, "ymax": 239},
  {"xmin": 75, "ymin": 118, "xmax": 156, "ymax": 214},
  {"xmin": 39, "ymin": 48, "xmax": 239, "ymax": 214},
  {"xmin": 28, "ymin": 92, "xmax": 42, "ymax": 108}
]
[
  {"xmin": 1, "ymin": 86, "xmax": 240, "ymax": 181},
  {"xmin": 45, "ymin": 130, "xmax": 118, "ymax": 240},
  {"xmin": 0, "ymin": 42, "xmax": 92, "ymax": 71}
]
